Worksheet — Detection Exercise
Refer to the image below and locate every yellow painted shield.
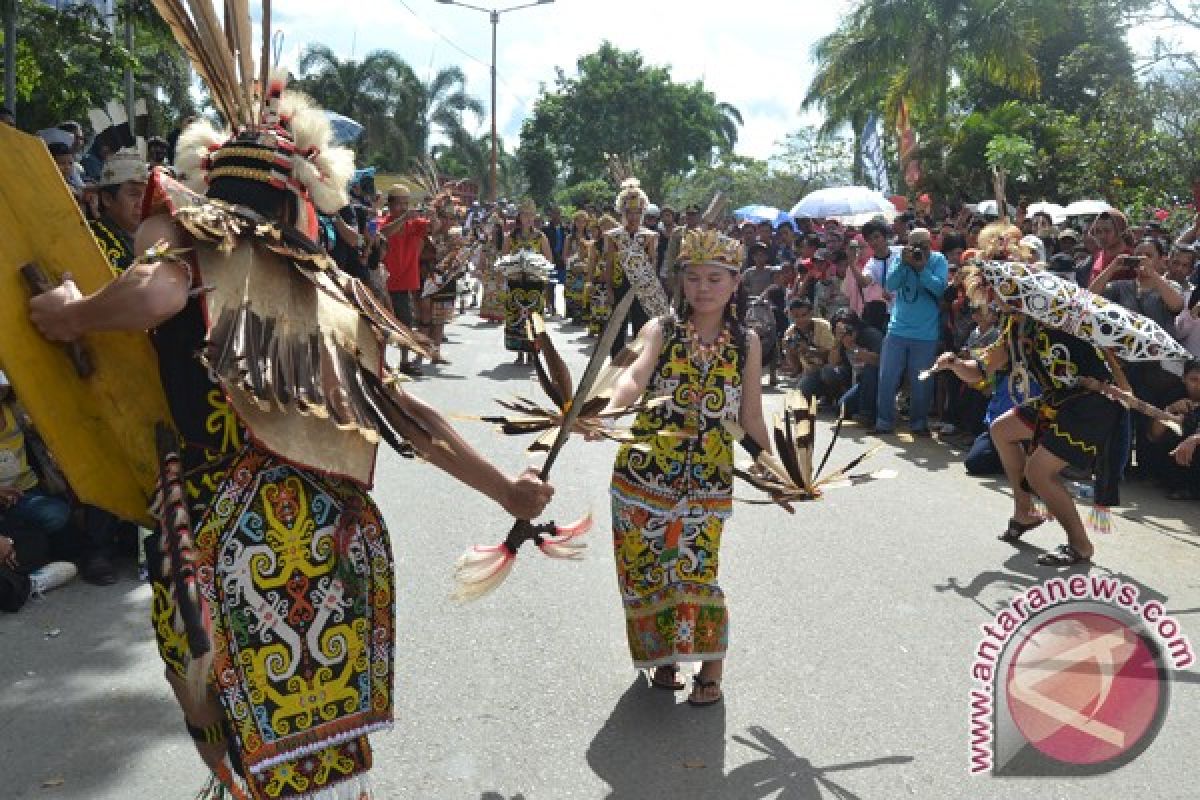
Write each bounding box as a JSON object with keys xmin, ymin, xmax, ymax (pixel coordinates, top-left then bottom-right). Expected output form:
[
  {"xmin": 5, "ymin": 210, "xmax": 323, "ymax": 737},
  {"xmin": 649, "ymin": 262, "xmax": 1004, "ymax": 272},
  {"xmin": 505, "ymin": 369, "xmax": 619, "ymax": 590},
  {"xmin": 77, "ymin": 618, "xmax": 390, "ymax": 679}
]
[{"xmin": 0, "ymin": 125, "xmax": 171, "ymax": 525}]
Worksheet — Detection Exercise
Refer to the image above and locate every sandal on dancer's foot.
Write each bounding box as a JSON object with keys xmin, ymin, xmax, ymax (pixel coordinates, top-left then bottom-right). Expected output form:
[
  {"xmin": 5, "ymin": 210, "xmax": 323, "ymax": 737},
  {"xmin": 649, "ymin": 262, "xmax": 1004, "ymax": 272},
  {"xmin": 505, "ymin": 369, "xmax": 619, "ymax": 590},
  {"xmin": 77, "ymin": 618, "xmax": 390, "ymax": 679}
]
[
  {"xmin": 687, "ymin": 676, "xmax": 723, "ymax": 707},
  {"xmin": 998, "ymin": 517, "xmax": 1044, "ymax": 543},
  {"xmin": 649, "ymin": 665, "xmax": 685, "ymax": 691},
  {"xmin": 1037, "ymin": 543, "xmax": 1091, "ymax": 567}
]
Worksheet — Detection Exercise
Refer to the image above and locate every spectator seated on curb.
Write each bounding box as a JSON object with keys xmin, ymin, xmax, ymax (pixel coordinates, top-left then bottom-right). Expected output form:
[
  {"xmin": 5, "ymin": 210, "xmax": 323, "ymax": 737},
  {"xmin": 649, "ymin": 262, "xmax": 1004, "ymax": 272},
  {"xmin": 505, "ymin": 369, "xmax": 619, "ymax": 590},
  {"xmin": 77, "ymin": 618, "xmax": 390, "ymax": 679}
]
[
  {"xmin": 0, "ymin": 372, "xmax": 76, "ymax": 611},
  {"xmin": 782, "ymin": 298, "xmax": 834, "ymax": 394},
  {"xmin": 837, "ymin": 311, "xmax": 884, "ymax": 423},
  {"xmin": 1145, "ymin": 360, "xmax": 1200, "ymax": 501}
]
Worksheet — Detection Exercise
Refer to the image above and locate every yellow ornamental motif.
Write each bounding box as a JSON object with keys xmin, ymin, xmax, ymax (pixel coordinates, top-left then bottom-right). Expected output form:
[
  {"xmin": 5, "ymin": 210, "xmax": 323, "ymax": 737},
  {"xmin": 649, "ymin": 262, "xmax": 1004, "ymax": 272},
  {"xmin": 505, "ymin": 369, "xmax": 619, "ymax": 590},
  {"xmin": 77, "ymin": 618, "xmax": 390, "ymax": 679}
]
[
  {"xmin": 150, "ymin": 582, "xmax": 189, "ymax": 676},
  {"xmin": 615, "ymin": 325, "xmax": 741, "ymax": 502},
  {"xmin": 204, "ymin": 388, "xmax": 243, "ymax": 456},
  {"xmin": 248, "ymin": 477, "xmax": 329, "ymax": 588},
  {"xmin": 313, "ymin": 744, "xmax": 357, "ymax": 784},
  {"xmin": 263, "ymin": 759, "xmax": 310, "ymax": 797}
]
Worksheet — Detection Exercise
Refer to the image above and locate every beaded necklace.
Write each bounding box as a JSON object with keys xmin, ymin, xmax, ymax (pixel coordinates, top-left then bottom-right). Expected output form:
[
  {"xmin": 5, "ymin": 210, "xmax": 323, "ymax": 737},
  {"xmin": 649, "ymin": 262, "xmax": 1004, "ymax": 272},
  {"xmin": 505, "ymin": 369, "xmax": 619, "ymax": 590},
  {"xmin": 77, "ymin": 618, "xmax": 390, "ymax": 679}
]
[{"xmin": 684, "ymin": 319, "xmax": 731, "ymax": 368}]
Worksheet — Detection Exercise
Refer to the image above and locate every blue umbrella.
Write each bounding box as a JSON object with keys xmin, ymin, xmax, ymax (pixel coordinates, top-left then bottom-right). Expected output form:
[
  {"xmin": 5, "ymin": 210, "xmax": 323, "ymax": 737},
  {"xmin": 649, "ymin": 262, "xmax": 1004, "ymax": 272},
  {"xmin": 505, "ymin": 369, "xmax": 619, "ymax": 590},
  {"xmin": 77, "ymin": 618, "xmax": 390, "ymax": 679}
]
[
  {"xmin": 733, "ymin": 204, "xmax": 783, "ymax": 224},
  {"xmin": 325, "ymin": 111, "xmax": 364, "ymax": 145}
]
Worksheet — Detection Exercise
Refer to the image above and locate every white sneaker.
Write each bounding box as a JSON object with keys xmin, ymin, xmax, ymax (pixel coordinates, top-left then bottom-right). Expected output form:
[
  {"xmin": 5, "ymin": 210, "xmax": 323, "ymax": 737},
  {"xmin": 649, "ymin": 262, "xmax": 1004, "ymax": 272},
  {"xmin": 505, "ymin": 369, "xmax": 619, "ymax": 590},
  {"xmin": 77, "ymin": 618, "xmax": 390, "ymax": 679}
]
[
  {"xmin": 938, "ymin": 423, "xmax": 957, "ymax": 435},
  {"xmin": 29, "ymin": 561, "xmax": 78, "ymax": 597}
]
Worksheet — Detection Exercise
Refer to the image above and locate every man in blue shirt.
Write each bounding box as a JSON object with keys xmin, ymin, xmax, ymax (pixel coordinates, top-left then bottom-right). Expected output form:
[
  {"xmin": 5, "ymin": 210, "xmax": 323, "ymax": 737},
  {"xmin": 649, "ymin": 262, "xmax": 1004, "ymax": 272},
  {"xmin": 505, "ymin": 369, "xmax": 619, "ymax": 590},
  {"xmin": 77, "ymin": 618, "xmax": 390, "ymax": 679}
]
[{"xmin": 874, "ymin": 227, "xmax": 948, "ymax": 436}]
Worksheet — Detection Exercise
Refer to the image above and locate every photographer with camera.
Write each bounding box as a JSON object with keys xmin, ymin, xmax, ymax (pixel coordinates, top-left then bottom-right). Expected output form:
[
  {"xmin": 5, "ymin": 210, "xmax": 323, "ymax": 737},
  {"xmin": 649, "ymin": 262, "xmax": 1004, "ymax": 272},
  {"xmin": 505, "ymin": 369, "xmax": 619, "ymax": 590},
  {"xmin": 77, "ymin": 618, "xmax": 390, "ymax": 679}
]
[
  {"xmin": 872, "ymin": 227, "xmax": 948, "ymax": 437},
  {"xmin": 1090, "ymin": 239, "xmax": 1186, "ymax": 480}
]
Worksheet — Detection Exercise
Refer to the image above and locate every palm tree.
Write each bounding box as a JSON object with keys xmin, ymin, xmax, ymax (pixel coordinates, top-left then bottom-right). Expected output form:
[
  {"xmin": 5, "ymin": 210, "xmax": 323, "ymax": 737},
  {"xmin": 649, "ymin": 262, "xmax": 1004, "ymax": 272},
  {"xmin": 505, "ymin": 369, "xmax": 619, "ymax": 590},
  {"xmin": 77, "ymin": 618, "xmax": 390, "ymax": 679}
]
[
  {"xmin": 435, "ymin": 129, "xmax": 524, "ymax": 202},
  {"xmin": 803, "ymin": 21, "xmax": 891, "ymax": 184},
  {"xmin": 714, "ymin": 101, "xmax": 744, "ymax": 151},
  {"xmin": 399, "ymin": 66, "xmax": 486, "ymax": 160},
  {"xmin": 294, "ymin": 44, "xmax": 420, "ymax": 164},
  {"xmin": 805, "ymin": 0, "xmax": 1041, "ymax": 122}
]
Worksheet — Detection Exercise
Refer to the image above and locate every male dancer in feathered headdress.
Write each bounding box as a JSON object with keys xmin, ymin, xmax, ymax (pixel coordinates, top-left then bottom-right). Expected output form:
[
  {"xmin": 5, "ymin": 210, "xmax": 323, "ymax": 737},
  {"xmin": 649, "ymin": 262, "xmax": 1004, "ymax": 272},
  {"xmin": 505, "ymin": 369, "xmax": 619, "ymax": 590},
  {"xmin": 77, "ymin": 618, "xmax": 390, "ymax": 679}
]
[
  {"xmin": 602, "ymin": 178, "xmax": 672, "ymax": 356},
  {"xmin": 29, "ymin": 56, "xmax": 553, "ymax": 800}
]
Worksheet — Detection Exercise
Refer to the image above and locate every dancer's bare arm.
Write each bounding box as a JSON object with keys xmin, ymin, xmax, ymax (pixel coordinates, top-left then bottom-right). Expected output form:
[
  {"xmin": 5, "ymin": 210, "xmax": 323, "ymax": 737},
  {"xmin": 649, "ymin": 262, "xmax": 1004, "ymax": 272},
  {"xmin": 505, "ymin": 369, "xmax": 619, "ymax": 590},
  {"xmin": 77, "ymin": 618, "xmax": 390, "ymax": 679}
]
[
  {"xmin": 29, "ymin": 214, "xmax": 191, "ymax": 341},
  {"xmin": 390, "ymin": 389, "xmax": 554, "ymax": 520}
]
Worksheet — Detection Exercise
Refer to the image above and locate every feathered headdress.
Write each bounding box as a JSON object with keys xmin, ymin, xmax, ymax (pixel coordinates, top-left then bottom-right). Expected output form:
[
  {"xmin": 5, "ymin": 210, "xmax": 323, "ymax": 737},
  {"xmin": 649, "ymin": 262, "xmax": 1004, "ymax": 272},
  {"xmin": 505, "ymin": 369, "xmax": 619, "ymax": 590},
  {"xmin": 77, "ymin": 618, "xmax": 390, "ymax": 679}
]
[
  {"xmin": 153, "ymin": 1, "xmax": 354, "ymax": 236},
  {"xmin": 677, "ymin": 228, "xmax": 743, "ymax": 272},
  {"xmin": 605, "ymin": 154, "xmax": 648, "ymax": 216}
]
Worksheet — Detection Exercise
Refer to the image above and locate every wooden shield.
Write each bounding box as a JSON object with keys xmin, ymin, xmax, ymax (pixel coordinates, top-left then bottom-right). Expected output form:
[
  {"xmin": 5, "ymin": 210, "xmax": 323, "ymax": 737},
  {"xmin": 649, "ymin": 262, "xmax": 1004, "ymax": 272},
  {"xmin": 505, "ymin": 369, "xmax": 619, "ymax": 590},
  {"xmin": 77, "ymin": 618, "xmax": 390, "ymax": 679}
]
[{"xmin": 0, "ymin": 125, "xmax": 171, "ymax": 526}]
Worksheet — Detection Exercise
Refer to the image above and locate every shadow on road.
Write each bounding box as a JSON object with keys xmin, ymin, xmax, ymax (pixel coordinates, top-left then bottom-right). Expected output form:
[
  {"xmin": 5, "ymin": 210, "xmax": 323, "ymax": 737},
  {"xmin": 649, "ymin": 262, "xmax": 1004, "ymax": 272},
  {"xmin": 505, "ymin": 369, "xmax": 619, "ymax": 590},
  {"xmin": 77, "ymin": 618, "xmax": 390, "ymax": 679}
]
[
  {"xmin": 478, "ymin": 363, "xmax": 536, "ymax": 381},
  {"xmin": 934, "ymin": 540, "xmax": 1094, "ymax": 616},
  {"xmin": 934, "ymin": 539, "xmax": 1170, "ymax": 620},
  {"xmin": 0, "ymin": 579, "xmax": 187, "ymax": 798},
  {"xmin": 726, "ymin": 727, "xmax": 913, "ymax": 799},
  {"xmin": 585, "ymin": 678, "xmax": 911, "ymax": 799}
]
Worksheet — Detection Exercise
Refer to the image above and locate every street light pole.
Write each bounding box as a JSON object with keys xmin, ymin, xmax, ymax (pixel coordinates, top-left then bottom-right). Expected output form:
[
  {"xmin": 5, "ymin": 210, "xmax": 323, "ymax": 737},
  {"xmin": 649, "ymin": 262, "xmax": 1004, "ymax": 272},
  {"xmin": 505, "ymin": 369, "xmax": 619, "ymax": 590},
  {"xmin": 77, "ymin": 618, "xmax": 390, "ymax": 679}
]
[
  {"xmin": 436, "ymin": 0, "xmax": 553, "ymax": 204},
  {"xmin": 490, "ymin": 9, "xmax": 498, "ymax": 204}
]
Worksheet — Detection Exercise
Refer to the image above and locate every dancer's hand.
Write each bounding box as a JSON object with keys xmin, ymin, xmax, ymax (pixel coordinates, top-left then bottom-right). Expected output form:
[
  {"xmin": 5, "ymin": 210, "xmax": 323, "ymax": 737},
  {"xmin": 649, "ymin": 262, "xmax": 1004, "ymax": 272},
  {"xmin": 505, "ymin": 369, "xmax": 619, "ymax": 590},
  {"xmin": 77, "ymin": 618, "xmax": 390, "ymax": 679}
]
[
  {"xmin": 29, "ymin": 273, "xmax": 84, "ymax": 342},
  {"xmin": 932, "ymin": 351, "xmax": 958, "ymax": 373},
  {"xmin": 1171, "ymin": 435, "xmax": 1199, "ymax": 467},
  {"xmin": 503, "ymin": 467, "xmax": 555, "ymax": 520}
]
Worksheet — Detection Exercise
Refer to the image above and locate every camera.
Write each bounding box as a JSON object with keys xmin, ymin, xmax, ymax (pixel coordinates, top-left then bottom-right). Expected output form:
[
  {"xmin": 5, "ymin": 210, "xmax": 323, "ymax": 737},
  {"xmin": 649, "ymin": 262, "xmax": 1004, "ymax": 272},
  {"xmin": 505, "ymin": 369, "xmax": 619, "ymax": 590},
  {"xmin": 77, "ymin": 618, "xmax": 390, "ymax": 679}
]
[
  {"xmin": 905, "ymin": 245, "xmax": 927, "ymax": 264},
  {"xmin": 1120, "ymin": 255, "xmax": 1142, "ymax": 267}
]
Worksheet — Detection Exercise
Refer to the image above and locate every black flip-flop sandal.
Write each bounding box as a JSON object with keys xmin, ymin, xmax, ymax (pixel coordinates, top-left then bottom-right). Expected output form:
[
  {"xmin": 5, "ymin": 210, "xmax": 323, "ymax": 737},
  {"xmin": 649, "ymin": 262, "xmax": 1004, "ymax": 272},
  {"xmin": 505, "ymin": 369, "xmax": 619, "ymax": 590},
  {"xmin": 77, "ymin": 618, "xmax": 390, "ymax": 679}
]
[
  {"xmin": 650, "ymin": 666, "xmax": 685, "ymax": 691},
  {"xmin": 687, "ymin": 676, "xmax": 723, "ymax": 707},
  {"xmin": 1037, "ymin": 543, "xmax": 1091, "ymax": 567},
  {"xmin": 998, "ymin": 517, "xmax": 1044, "ymax": 543}
]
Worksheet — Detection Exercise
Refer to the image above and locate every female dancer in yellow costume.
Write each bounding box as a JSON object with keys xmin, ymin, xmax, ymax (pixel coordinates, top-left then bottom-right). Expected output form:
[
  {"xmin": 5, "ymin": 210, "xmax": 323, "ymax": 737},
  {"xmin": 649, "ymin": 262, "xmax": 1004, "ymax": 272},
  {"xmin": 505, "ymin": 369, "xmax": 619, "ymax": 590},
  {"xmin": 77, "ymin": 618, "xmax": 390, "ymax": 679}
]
[
  {"xmin": 600, "ymin": 228, "xmax": 774, "ymax": 707},
  {"xmin": 501, "ymin": 199, "xmax": 553, "ymax": 366}
]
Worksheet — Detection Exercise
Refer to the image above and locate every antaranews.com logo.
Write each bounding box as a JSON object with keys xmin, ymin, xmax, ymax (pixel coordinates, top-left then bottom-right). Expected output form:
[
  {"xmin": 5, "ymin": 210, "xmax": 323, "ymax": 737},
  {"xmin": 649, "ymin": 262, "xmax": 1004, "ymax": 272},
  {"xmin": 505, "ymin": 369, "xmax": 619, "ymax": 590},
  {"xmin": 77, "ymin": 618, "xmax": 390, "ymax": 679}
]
[{"xmin": 968, "ymin": 574, "xmax": 1193, "ymax": 776}]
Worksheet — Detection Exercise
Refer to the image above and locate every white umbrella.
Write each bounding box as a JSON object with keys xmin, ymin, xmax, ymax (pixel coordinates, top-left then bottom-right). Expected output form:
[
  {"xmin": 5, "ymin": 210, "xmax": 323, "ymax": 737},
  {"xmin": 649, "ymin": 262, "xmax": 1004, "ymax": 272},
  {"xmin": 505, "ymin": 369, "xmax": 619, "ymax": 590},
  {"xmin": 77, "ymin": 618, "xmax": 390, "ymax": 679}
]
[
  {"xmin": 1027, "ymin": 201, "xmax": 1068, "ymax": 224},
  {"xmin": 971, "ymin": 200, "xmax": 1017, "ymax": 218},
  {"xmin": 790, "ymin": 186, "xmax": 895, "ymax": 222},
  {"xmin": 1064, "ymin": 199, "xmax": 1113, "ymax": 216}
]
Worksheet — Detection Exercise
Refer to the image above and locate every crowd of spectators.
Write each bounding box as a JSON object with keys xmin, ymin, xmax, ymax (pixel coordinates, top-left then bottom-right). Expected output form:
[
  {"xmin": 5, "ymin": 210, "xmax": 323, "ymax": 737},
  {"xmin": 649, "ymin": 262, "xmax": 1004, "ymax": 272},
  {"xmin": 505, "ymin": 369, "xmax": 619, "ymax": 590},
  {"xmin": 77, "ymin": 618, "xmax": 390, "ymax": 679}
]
[{"xmin": 717, "ymin": 203, "xmax": 1200, "ymax": 505}]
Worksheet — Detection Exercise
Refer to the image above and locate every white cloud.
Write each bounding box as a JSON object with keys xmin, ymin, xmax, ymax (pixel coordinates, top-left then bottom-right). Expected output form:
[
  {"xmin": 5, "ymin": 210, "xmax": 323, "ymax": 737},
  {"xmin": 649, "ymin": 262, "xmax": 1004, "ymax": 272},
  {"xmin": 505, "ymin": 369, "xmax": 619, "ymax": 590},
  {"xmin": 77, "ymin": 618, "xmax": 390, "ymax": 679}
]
[{"xmin": 269, "ymin": 0, "xmax": 853, "ymax": 160}]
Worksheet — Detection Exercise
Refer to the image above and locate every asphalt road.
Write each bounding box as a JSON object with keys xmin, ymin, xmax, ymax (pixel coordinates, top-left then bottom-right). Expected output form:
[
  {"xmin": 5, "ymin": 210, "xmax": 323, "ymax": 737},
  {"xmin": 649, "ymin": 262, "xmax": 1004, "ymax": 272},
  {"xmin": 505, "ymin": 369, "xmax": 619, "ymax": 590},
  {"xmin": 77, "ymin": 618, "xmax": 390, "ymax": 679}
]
[{"xmin": 2, "ymin": 310, "xmax": 1198, "ymax": 800}]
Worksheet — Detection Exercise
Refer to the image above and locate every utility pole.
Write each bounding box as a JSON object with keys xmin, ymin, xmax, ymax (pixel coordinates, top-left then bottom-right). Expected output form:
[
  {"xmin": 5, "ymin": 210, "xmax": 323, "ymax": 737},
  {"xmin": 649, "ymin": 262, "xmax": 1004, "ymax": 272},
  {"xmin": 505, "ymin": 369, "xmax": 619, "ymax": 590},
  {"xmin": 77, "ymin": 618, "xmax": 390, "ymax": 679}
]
[
  {"xmin": 489, "ymin": 9, "xmax": 497, "ymax": 203},
  {"xmin": 436, "ymin": 0, "xmax": 554, "ymax": 204}
]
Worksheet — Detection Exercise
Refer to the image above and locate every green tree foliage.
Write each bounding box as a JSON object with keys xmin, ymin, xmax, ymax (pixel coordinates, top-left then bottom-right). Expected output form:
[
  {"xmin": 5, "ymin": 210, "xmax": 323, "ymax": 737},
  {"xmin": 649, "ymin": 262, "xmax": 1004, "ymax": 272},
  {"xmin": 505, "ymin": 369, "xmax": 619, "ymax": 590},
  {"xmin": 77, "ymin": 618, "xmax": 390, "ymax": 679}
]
[
  {"xmin": 294, "ymin": 47, "xmax": 484, "ymax": 172},
  {"xmin": 517, "ymin": 42, "xmax": 742, "ymax": 200},
  {"xmin": 806, "ymin": 0, "xmax": 1041, "ymax": 125},
  {"xmin": 398, "ymin": 66, "xmax": 484, "ymax": 160},
  {"xmin": 808, "ymin": 0, "xmax": 1190, "ymax": 209},
  {"xmin": 434, "ymin": 131, "xmax": 524, "ymax": 201},
  {"xmin": 554, "ymin": 178, "xmax": 613, "ymax": 211},
  {"xmin": 2, "ymin": 0, "xmax": 187, "ymax": 133},
  {"xmin": 293, "ymin": 45, "xmax": 419, "ymax": 167},
  {"xmin": 664, "ymin": 127, "xmax": 854, "ymax": 211}
]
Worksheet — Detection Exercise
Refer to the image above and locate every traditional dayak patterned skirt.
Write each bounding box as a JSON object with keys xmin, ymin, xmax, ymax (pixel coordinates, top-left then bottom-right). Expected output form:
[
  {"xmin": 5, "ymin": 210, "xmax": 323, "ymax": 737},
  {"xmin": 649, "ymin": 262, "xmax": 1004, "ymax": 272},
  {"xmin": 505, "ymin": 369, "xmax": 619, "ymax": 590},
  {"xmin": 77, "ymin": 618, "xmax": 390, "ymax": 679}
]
[
  {"xmin": 504, "ymin": 277, "xmax": 545, "ymax": 352},
  {"xmin": 587, "ymin": 280, "xmax": 610, "ymax": 337},
  {"xmin": 564, "ymin": 257, "xmax": 588, "ymax": 321},
  {"xmin": 149, "ymin": 444, "xmax": 394, "ymax": 800},
  {"xmin": 479, "ymin": 267, "xmax": 506, "ymax": 322},
  {"xmin": 609, "ymin": 477, "xmax": 730, "ymax": 669}
]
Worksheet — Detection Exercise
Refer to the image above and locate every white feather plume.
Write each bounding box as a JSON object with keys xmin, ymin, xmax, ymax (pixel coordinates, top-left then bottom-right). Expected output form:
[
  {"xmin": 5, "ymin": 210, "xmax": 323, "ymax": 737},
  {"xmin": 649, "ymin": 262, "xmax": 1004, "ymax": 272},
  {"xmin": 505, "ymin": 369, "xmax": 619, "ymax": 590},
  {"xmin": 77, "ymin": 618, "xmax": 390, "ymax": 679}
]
[
  {"xmin": 283, "ymin": 90, "xmax": 354, "ymax": 213},
  {"xmin": 174, "ymin": 117, "xmax": 228, "ymax": 195}
]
